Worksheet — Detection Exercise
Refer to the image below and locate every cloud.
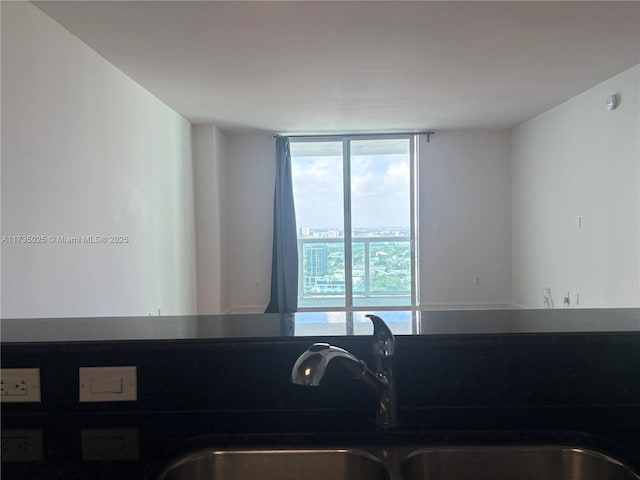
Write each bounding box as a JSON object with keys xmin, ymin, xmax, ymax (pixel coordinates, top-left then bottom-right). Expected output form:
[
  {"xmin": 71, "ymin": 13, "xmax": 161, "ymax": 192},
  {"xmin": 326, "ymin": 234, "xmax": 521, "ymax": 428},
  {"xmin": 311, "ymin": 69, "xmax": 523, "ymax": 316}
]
[
  {"xmin": 384, "ymin": 159, "xmax": 410, "ymax": 190},
  {"xmin": 292, "ymin": 153, "xmax": 411, "ymax": 230},
  {"xmin": 292, "ymin": 155, "xmax": 344, "ymax": 229}
]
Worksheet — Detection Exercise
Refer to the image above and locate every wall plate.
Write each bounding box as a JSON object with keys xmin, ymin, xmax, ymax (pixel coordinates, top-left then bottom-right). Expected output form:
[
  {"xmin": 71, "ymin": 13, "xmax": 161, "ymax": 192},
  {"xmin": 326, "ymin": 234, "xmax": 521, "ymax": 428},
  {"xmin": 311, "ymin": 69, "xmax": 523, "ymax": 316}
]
[
  {"xmin": 1, "ymin": 368, "xmax": 41, "ymax": 403},
  {"xmin": 79, "ymin": 366, "xmax": 137, "ymax": 402}
]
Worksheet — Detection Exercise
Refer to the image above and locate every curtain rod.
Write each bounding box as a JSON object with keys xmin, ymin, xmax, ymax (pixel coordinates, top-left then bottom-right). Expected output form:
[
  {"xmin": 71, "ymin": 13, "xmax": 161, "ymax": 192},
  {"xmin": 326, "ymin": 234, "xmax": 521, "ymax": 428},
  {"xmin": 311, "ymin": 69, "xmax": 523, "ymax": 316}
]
[{"xmin": 274, "ymin": 131, "xmax": 435, "ymax": 142}]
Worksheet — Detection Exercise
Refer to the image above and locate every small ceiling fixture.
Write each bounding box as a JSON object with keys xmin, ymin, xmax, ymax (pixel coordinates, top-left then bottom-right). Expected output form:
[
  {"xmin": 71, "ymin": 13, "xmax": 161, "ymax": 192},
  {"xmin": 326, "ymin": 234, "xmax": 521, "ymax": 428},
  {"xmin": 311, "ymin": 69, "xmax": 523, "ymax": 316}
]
[{"xmin": 606, "ymin": 94, "xmax": 619, "ymax": 111}]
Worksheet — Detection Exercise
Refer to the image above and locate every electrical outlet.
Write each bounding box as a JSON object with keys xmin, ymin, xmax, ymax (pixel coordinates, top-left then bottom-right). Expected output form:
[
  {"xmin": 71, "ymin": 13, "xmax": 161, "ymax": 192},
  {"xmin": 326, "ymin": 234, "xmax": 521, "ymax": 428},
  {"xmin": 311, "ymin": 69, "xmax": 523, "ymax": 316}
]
[{"xmin": 0, "ymin": 368, "xmax": 41, "ymax": 403}]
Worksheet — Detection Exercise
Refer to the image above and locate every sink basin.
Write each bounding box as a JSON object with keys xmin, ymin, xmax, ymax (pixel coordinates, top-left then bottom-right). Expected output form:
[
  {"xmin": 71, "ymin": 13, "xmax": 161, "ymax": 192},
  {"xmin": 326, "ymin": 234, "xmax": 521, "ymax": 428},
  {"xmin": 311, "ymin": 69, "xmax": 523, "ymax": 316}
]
[
  {"xmin": 155, "ymin": 445, "xmax": 639, "ymax": 480},
  {"xmin": 156, "ymin": 448, "xmax": 389, "ymax": 480},
  {"xmin": 401, "ymin": 446, "xmax": 640, "ymax": 480}
]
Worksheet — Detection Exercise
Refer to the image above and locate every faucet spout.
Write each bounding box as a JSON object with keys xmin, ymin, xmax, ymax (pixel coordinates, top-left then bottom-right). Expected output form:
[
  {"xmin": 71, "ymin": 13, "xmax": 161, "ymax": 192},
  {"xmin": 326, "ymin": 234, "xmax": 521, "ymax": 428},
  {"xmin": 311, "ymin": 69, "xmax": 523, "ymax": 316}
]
[
  {"xmin": 290, "ymin": 315, "xmax": 397, "ymax": 429},
  {"xmin": 291, "ymin": 343, "xmax": 366, "ymax": 386},
  {"xmin": 291, "ymin": 343, "xmax": 387, "ymax": 394}
]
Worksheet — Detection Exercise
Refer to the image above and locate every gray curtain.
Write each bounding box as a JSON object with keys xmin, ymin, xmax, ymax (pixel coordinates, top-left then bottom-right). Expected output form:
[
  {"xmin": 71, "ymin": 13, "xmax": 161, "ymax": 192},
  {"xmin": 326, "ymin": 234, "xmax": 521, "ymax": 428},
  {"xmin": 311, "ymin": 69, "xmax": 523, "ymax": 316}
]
[{"xmin": 265, "ymin": 136, "xmax": 298, "ymax": 313}]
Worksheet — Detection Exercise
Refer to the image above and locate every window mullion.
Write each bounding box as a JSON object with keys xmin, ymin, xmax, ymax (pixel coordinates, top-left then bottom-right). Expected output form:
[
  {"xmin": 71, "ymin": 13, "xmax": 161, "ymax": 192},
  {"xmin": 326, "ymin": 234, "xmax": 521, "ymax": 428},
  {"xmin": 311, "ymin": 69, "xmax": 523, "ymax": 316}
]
[
  {"xmin": 410, "ymin": 134, "xmax": 418, "ymax": 308},
  {"xmin": 342, "ymin": 139, "xmax": 353, "ymax": 312}
]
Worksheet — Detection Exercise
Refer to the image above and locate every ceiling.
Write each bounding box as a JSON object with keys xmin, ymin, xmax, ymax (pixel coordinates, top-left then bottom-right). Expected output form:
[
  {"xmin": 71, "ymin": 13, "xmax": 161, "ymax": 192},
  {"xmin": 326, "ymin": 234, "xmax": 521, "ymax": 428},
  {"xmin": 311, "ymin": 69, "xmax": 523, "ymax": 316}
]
[{"xmin": 33, "ymin": 1, "xmax": 640, "ymax": 135}]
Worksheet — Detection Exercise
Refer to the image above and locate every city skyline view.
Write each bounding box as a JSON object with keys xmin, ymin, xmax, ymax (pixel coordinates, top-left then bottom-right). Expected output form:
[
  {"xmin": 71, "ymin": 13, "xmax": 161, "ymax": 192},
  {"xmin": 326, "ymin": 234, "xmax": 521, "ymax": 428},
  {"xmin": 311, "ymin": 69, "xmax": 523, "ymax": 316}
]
[{"xmin": 297, "ymin": 226, "xmax": 411, "ymax": 239}]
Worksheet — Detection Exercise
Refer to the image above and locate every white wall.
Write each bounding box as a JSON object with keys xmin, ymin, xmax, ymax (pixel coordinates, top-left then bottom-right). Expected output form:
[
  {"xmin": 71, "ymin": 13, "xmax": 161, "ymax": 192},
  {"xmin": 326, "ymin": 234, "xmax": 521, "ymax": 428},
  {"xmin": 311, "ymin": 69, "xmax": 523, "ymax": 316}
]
[
  {"xmin": 226, "ymin": 135, "xmax": 276, "ymax": 313},
  {"xmin": 511, "ymin": 65, "xmax": 640, "ymax": 308},
  {"xmin": 419, "ymin": 131, "xmax": 512, "ymax": 309},
  {"xmin": 1, "ymin": 2, "xmax": 196, "ymax": 318},
  {"xmin": 192, "ymin": 124, "xmax": 231, "ymax": 314}
]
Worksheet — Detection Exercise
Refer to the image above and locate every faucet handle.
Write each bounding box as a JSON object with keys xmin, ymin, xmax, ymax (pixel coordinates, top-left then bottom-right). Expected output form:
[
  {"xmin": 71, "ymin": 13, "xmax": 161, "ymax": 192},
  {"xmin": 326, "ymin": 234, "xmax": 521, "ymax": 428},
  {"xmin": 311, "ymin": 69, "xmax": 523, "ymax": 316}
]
[{"xmin": 366, "ymin": 314, "xmax": 395, "ymax": 357}]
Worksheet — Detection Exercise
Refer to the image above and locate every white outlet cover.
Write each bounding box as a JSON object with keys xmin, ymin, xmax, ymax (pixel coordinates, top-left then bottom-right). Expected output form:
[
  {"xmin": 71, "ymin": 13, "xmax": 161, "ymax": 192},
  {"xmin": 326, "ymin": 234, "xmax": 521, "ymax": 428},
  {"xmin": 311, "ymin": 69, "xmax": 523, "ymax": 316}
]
[
  {"xmin": 79, "ymin": 366, "xmax": 137, "ymax": 402},
  {"xmin": 0, "ymin": 368, "xmax": 41, "ymax": 403}
]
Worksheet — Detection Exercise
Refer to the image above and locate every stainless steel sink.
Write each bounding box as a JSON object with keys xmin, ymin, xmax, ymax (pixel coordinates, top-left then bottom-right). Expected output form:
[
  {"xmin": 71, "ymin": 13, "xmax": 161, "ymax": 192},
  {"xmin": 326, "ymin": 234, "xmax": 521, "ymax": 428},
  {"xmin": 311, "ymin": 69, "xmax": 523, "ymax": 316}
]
[
  {"xmin": 156, "ymin": 448, "xmax": 389, "ymax": 480},
  {"xmin": 155, "ymin": 445, "xmax": 639, "ymax": 480},
  {"xmin": 401, "ymin": 446, "xmax": 640, "ymax": 480}
]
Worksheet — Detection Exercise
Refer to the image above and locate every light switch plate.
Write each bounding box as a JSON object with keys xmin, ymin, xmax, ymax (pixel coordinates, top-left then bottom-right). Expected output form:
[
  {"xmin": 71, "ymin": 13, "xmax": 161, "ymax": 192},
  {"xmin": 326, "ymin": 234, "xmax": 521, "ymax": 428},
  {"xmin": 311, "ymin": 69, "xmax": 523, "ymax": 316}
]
[
  {"xmin": 1, "ymin": 368, "xmax": 41, "ymax": 403},
  {"xmin": 79, "ymin": 366, "xmax": 137, "ymax": 402}
]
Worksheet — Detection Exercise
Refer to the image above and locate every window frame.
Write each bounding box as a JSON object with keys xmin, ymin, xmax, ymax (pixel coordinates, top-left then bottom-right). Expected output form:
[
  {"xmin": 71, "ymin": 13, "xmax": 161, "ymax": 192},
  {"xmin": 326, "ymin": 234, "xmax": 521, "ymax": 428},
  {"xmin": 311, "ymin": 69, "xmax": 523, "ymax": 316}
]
[{"xmin": 290, "ymin": 134, "xmax": 420, "ymax": 315}]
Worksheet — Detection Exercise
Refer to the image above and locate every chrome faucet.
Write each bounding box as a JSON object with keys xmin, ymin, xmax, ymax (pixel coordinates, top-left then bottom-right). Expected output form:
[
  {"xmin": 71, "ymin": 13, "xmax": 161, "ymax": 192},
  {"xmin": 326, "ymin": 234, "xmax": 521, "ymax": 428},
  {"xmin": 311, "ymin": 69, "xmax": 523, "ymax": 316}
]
[{"xmin": 291, "ymin": 314, "xmax": 397, "ymax": 429}]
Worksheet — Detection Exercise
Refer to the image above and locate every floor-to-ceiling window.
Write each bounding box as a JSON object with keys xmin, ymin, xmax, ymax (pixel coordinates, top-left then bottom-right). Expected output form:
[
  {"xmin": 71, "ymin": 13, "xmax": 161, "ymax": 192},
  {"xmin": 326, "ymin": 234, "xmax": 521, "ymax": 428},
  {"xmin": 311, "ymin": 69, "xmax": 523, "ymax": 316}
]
[{"xmin": 290, "ymin": 135, "xmax": 418, "ymax": 333}]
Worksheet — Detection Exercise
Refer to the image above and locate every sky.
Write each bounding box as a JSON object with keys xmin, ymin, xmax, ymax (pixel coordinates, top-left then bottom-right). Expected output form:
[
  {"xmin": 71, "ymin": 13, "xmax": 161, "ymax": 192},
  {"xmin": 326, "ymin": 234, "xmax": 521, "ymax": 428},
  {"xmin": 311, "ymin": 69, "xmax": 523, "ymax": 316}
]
[{"xmin": 291, "ymin": 147, "xmax": 411, "ymax": 231}]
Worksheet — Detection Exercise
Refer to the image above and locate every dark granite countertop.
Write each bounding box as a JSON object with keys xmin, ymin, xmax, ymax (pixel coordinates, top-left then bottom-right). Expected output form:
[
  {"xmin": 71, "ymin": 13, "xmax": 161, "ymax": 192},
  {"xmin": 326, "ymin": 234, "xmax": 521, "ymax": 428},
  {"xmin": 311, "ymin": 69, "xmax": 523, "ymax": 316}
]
[{"xmin": 2, "ymin": 308, "xmax": 639, "ymax": 343}]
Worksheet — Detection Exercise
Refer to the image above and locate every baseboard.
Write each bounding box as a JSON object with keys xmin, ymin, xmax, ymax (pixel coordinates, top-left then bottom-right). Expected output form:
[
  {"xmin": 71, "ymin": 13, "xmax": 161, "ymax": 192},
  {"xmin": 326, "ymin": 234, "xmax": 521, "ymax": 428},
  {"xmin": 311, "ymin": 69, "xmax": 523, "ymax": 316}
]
[
  {"xmin": 419, "ymin": 301, "xmax": 514, "ymax": 311},
  {"xmin": 232, "ymin": 302, "xmax": 516, "ymax": 313},
  {"xmin": 231, "ymin": 305, "xmax": 267, "ymax": 314},
  {"xmin": 510, "ymin": 302, "xmax": 529, "ymax": 310}
]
